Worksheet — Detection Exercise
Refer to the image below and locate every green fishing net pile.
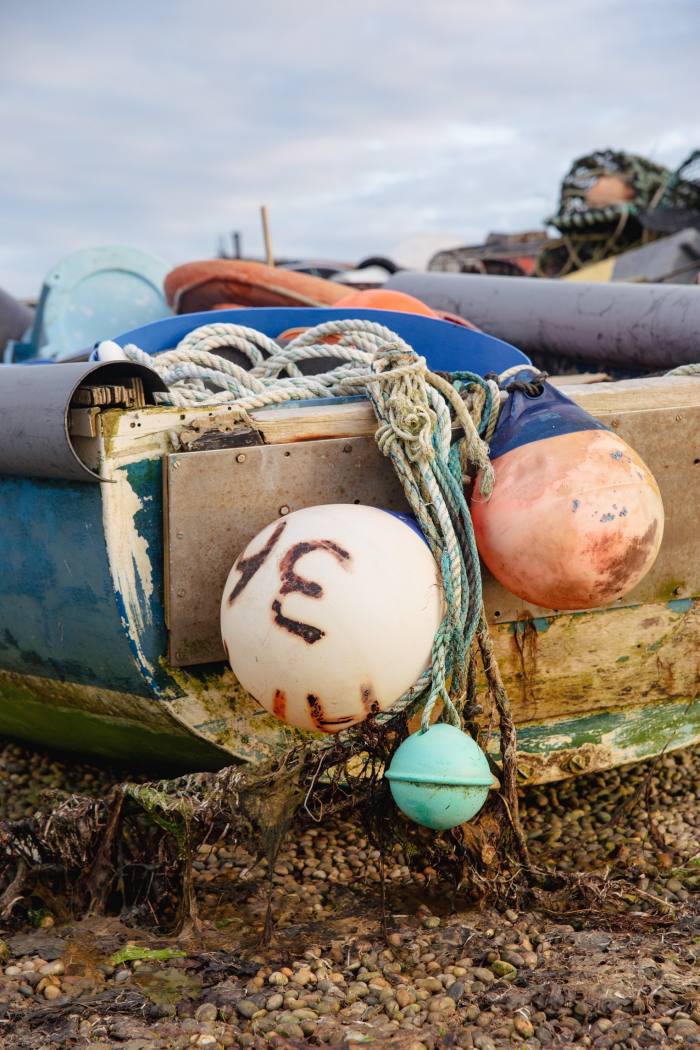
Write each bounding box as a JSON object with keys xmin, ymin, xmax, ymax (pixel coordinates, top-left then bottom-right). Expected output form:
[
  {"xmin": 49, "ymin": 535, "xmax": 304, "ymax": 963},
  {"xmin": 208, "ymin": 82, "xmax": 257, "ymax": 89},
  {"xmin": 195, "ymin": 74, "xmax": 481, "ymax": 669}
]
[{"xmin": 537, "ymin": 148, "xmax": 700, "ymax": 277}]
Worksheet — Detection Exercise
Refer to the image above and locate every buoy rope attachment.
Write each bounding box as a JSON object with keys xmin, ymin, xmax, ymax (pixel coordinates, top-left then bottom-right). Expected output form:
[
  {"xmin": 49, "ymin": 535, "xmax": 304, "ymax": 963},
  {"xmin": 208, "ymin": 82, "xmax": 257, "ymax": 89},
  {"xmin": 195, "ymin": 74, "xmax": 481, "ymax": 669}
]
[{"xmin": 113, "ymin": 320, "xmax": 503, "ymax": 734}]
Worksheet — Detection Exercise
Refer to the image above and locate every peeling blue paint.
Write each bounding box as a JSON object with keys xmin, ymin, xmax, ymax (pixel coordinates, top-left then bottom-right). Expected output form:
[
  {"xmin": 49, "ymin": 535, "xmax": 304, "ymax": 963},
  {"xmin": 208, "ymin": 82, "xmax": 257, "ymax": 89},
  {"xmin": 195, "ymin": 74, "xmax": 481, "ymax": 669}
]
[
  {"xmin": 509, "ymin": 616, "xmax": 551, "ymax": 635},
  {"xmin": 0, "ymin": 476, "xmax": 152, "ymax": 694},
  {"xmin": 122, "ymin": 459, "xmax": 181, "ymax": 696},
  {"xmin": 611, "ymin": 450, "xmax": 623, "ymax": 460},
  {"xmin": 668, "ymin": 598, "xmax": 693, "ymax": 614},
  {"xmin": 600, "ymin": 512, "xmax": 615, "ymax": 522},
  {"xmin": 571, "ymin": 499, "xmax": 580, "ymax": 513},
  {"xmin": 0, "ymin": 460, "xmax": 182, "ymax": 700}
]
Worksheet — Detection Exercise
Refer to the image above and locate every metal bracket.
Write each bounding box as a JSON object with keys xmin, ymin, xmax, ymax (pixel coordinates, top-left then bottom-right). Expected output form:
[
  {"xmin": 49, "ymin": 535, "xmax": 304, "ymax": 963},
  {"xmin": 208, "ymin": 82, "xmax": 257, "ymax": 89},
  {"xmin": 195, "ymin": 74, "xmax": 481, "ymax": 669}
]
[{"xmin": 165, "ymin": 435, "xmax": 408, "ymax": 666}]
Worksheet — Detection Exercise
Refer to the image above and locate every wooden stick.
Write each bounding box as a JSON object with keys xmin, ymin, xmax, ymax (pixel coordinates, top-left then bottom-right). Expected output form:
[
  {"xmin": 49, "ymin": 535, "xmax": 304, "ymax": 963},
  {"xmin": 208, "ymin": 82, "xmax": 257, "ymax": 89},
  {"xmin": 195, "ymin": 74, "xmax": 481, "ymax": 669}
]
[{"xmin": 260, "ymin": 205, "xmax": 274, "ymax": 266}]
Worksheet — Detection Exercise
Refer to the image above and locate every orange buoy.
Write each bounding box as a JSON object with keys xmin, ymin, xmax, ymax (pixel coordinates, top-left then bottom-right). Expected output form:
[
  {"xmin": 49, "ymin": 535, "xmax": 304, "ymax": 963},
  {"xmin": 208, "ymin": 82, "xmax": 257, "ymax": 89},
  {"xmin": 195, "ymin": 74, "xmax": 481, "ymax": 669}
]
[
  {"xmin": 164, "ymin": 260, "xmax": 348, "ymax": 314},
  {"xmin": 471, "ymin": 380, "xmax": 664, "ymax": 610},
  {"xmin": 274, "ymin": 292, "xmax": 480, "ymax": 344},
  {"xmin": 585, "ymin": 174, "xmax": 635, "ymax": 209},
  {"xmin": 335, "ymin": 288, "xmax": 439, "ymax": 316}
]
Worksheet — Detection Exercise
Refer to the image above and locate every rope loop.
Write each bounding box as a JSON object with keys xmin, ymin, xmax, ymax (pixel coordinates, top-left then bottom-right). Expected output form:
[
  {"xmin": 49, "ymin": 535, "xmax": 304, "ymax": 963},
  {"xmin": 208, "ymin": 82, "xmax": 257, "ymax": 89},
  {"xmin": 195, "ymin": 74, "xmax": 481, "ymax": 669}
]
[{"xmin": 123, "ymin": 318, "xmax": 506, "ymax": 735}]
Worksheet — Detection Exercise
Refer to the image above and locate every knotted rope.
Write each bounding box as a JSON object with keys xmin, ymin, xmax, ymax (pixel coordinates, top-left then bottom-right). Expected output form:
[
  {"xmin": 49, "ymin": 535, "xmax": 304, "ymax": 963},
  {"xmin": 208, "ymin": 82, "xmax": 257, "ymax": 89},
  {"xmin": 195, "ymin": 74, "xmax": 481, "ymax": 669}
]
[
  {"xmin": 665, "ymin": 363, "xmax": 700, "ymax": 377},
  {"xmin": 116, "ymin": 320, "xmax": 502, "ymax": 733}
]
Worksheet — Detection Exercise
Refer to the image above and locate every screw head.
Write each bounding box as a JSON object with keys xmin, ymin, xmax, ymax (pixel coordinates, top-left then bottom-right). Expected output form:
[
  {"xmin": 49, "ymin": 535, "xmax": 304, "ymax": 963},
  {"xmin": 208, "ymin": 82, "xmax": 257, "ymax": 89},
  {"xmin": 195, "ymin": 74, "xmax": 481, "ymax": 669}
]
[
  {"xmin": 236, "ymin": 453, "xmax": 246, "ymax": 463},
  {"xmin": 279, "ymin": 505, "xmax": 290, "ymax": 516}
]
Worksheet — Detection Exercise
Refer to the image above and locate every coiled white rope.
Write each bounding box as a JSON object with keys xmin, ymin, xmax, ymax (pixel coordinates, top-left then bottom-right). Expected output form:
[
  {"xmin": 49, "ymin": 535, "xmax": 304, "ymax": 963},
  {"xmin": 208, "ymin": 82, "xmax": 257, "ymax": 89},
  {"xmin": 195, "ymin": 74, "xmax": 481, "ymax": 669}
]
[
  {"xmin": 99, "ymin": 318, "xmax": 502, "ymax": 730},
  {"xmin": 107, "ymin": 320, "xmax": 500, "ymax": 495}
]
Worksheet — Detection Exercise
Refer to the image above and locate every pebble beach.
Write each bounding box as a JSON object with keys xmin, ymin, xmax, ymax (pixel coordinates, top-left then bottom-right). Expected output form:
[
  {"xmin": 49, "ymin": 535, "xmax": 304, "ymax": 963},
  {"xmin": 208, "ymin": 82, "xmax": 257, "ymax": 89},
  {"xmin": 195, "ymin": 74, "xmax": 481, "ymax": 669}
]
[{"xmin": 1, "ymin": 739, "xmax": 699, "ymax": 1049}]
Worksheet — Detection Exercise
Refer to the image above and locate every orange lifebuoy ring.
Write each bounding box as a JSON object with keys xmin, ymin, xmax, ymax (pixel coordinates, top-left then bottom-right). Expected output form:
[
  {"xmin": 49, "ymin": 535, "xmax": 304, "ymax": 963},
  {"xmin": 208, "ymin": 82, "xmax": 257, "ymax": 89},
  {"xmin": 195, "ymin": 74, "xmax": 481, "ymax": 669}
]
[{"xmin": 164, "ymin": 260, "xmax": 348, "ymax": 313}]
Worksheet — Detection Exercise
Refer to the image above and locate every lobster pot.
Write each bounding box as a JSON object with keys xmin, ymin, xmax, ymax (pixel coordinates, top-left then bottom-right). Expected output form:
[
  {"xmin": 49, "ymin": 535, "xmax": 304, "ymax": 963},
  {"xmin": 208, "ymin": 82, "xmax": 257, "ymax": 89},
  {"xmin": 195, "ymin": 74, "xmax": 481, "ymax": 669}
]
[{"xmin": 470, "ymin": 379, "xmax": 664, "ymax": 610}]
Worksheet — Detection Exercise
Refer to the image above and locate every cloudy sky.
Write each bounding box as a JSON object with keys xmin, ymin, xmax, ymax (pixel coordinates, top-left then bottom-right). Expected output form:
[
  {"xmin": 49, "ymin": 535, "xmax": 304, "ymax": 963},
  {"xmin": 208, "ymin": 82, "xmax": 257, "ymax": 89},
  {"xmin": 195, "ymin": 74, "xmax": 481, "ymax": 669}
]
[{"xmin": 1, "ymin": 0, "xmax": 698, "ymax": 295}]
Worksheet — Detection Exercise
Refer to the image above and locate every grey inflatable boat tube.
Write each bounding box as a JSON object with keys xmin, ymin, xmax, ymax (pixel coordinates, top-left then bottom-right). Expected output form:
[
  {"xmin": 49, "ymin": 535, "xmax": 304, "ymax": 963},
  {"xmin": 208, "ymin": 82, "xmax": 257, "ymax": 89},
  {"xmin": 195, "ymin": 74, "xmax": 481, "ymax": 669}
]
[
  {"xmin": 386, "ymin": 272, "xmax": 700, "ymax": 370},
  {"xmin": 0, "ymin": 288, "xmax": 34, "ymax": 355}
]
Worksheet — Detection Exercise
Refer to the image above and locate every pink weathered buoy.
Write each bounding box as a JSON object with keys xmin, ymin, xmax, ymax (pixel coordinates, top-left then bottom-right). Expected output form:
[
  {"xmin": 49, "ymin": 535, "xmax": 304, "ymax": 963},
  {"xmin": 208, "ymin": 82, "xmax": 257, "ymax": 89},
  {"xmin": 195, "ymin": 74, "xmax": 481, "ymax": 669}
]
[{"xmin": 471, "ymin": 379, "xmax": 664, "ymax": 610}]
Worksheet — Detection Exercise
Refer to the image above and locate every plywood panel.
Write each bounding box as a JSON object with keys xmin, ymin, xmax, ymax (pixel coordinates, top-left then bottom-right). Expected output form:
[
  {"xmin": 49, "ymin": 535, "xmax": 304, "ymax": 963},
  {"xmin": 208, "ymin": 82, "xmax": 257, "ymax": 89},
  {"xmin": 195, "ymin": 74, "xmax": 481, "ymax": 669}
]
[{"xmin": 164, "ymin": 376, "xmax": 700, "ymax": 665}]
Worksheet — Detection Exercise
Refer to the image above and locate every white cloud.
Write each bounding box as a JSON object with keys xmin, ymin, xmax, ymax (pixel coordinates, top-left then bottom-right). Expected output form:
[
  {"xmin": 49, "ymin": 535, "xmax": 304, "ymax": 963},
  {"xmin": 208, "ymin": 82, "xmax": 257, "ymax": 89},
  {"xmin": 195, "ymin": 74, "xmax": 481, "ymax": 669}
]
[{"xmin": 0, "ymin": 0, "xmax": 697, "ymax": 294}]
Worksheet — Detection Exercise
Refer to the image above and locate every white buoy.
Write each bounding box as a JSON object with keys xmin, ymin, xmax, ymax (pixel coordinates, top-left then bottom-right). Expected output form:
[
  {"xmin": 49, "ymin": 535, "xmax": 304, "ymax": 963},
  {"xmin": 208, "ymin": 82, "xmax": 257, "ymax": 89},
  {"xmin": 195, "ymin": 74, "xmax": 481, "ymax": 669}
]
[
  {"xmin": 91, "ymin": 340, "xmax": 128, "ymax": 362},
  {"xmin": 220, "ymin": 504, "xmax": 443, "ymax": 733}
]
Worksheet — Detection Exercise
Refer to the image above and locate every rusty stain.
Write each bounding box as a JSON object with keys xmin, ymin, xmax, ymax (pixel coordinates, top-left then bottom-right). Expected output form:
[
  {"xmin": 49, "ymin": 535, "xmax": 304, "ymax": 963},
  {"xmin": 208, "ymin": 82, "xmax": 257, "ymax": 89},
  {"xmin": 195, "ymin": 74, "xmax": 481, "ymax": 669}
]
[
  {"xmin": 360, "ymin": 683, "xmax": 380, "ymax": 716},
  {"xmin": 272, "ymin": 688, "xmax": 287, "ymax": 720},
  {"xmin": 585, "ymin": 519, "xmax": 659, "ymax": 600},
  {"xmin": 306, "ymin": 693, "xmax": 354, "ymax": 732},
  {"xmin": 228, "ymin": 521, "xmax": 287, "ymax": 605},
  {"xmin": 563, "ymin": 750, "xmax": 593, "ymax": 774},
  {"xmin": 279, "ymin": 540, "xmax": 350, "ymax": 598},
  {"xmin": 656, "ymin": 654, "xmax": 676, "ymax": 696},
  {"xmin": 510, "ymin": 616, "xmax": 538, "ymax": 711},
  {"xmin": 517, "ymin": 741, "xmax": 618, "ymax": 784}
]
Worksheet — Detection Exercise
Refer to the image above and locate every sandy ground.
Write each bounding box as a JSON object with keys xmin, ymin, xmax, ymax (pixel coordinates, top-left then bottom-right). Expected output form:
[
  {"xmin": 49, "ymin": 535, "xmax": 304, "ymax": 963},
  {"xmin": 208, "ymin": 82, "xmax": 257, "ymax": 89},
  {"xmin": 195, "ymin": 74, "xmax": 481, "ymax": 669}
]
[{"xmin": 1, "ymin": 739, "xmax": 699, "ymax": 1049}]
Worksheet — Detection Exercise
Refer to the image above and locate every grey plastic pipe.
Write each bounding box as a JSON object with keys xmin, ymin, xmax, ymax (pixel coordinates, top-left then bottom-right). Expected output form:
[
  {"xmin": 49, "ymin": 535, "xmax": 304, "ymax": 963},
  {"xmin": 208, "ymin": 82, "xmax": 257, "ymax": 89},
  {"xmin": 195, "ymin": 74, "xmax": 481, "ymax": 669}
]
[
  {"xmin": 0, "ymin": 361, "xmax": 165, "ymax": 481},
  {"xmin": 387, "ymin": 272, "xmax": 700, "ymax": 370}
]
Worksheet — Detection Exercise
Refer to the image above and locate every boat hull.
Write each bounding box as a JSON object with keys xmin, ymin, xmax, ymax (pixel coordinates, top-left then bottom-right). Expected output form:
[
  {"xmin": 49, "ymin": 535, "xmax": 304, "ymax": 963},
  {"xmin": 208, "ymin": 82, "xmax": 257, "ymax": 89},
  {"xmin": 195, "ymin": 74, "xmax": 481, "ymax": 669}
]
[
  {"xmin": 1, "ymin": 351, "xmax": 699, "ymax": 781},
  {"xmin": 1, "ymin": 617, "xmax": 698, "ymax": 783}
]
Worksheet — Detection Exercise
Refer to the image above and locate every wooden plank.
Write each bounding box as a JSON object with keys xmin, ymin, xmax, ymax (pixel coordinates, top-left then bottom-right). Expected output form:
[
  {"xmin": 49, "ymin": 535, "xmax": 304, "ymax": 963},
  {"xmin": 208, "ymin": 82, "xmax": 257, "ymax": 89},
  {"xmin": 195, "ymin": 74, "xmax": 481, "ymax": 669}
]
[
  {"xmin": 487, "ymin": 599, "xmax": 700, "ymax": 726},
  {"xmin": 567, "ymin": 375, "xmax": 700, "ymax": 415},
  {"xmin": 69, "ymin": 407, "xmax": 100, "ymax": 438},
  {"xmin": 254, "ymin": 375, "xmax": 700, "ymax": 440},
  {"xmin": 548, "ymin": 372, "xmax": 610, "ymax": 386},
  {"xmin": 161, "ymin": 375, "xmax": 700, "ymax": 662},
  {"xmin": 103, "ymin": 375, "xmax": 700, "ymax": 455}
]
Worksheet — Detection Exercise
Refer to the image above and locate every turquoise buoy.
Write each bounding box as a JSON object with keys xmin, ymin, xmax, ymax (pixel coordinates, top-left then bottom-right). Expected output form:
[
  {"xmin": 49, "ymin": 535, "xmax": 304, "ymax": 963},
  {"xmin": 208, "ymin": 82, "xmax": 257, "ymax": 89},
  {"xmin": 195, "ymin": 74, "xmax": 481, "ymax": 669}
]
[{"xmin": 385, "ymin": 723, "xmax": 494, "ymax": 830}]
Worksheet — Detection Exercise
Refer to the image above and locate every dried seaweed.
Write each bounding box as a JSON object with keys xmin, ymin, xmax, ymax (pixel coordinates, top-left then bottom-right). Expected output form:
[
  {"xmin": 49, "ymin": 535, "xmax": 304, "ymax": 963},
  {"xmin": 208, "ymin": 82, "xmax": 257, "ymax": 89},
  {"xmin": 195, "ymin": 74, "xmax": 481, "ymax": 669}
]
[
  {"xmin": 1, "ymin": 618, "xmax": 681, "ymax": 938},
  {"xmin": 0, "ymin": 631, "xmax": 537, "ymax": 938}
]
